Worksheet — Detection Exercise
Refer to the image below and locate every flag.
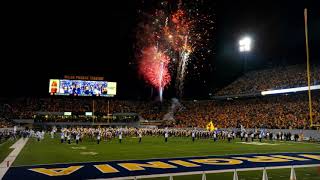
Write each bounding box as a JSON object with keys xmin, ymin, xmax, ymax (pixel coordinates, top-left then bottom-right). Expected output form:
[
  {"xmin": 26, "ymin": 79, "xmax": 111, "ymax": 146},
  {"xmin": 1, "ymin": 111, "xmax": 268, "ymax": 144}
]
[{"xmin": 206, "ymin": 121, "xmax": 215, "ymax": 132}]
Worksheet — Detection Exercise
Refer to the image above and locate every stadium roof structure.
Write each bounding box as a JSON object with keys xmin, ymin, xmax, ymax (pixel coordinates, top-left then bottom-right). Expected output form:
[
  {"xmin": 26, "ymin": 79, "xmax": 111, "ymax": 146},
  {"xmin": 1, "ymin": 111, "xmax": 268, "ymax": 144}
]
[
  {"xmin": 211, "ymin": 85, "xmax": 320, "ymax": 100},
  {"xmin": 261, "ymin": 85, "xmax": 320, "ymax": 96}
]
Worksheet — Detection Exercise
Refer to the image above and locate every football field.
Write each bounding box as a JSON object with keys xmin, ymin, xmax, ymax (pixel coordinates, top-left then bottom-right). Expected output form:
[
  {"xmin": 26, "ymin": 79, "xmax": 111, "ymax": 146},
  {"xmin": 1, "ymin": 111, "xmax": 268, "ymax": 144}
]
[{"xmin": 3, "ymin": 136, "xmax": 320, "ymax": 179}]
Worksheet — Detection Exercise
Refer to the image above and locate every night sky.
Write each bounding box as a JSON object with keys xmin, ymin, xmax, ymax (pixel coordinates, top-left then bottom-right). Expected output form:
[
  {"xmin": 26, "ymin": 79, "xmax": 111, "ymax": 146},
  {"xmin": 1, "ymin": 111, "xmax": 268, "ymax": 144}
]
[{"xmin": 1, "ymin": 0, "xmax": 319, "ymax": 99}]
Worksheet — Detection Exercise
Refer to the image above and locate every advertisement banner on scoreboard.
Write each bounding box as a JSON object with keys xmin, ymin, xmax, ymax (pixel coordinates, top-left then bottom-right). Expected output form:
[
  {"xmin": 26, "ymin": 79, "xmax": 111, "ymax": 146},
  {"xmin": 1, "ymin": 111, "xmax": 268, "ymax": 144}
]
[
  {"xmin": 49, "ymin": 79, "xmax": 117, "ymax": 97},
  {"xmin": 49, "ymin": 79, "xmax": 60, "ymax": 94}
]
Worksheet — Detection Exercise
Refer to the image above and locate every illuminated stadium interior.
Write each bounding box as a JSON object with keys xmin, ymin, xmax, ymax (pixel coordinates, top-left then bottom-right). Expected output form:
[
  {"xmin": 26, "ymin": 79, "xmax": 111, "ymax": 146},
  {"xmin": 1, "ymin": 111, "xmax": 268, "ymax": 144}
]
[{"xmin": 0, "ymin": 0, "xmax": 319, "ymax": 179}]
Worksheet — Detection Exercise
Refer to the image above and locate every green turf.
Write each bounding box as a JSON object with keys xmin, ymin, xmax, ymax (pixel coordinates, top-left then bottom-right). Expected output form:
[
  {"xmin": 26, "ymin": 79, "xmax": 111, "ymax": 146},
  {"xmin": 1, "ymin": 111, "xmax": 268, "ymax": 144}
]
[
  {"xmin": 14, "ymin": 136, "xmax": 320, "ymax": 166},
  {"xmin": 0, "ymin": 139, "xmax": 16, "ymax": 163},
  {"xmin": 12, "ymin": 136, "xmax": 320, "ymax": 179}
]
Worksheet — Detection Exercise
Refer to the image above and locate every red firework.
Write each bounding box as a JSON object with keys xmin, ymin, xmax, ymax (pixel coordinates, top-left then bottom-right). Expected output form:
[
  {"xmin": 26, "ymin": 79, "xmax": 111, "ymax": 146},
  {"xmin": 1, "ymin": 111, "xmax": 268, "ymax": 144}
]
[{"xmin": 138, "ymin": 46, "xmax": 171, "ymax": 89}]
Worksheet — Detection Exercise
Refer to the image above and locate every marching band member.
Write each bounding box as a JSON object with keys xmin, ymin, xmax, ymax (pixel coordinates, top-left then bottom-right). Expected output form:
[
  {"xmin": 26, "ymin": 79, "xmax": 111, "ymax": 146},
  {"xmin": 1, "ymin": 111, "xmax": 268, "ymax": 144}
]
[
  {"xmin": 67, "ymin": 133, "xmax": 71, "ymax": 144},
  {"xmin": 164, "ymin": 130, "xmax": 169, "ymax": 142},
  {"xmin": 76, "ymin": 133, "xmax": 80, "ymax": 144},
  {"xmin": 61, "ymin": 131, "xmax": 64, "ymax": 143},
  {"xmin": 227, "ymin": 132, "xmax": 232, "ymax": 143},
  {"xmin": 138, "ymin": 130, "xmax": 142, "ymax": 143},
  {"xmin": 119, "ymin": 131, "xmax": 123, "ymax": 143}
]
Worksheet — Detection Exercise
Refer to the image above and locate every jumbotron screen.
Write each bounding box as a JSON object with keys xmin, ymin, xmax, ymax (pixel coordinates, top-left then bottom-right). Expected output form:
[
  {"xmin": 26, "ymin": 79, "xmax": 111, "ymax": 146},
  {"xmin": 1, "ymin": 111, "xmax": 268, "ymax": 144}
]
[{"xmin": 49, "ymin": 79, "xmax": 117, "ymax": 97}]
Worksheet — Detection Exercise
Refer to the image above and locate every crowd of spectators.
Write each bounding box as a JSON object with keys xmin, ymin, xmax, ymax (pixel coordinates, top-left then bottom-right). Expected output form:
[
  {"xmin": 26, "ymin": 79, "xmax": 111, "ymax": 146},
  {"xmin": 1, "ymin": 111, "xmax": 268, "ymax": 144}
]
[
  {"xmin": 0, "ymin": 118, "xmax": 14, "ymax": 128},
  {"xmin": 216, "ymin": 64, "xmax": 320, "ymax": 96},
  {"xmin": 0, "ymin": 63, "xmax": 319, "ymax": 129},
  {"xmin": 0, "ymin": 104, "xmax": 15, "ymax": 127},
  {"xmin": 0, "ymin": 97, "xmax": 169, "ymax": 121},
  {"xmin": 0, "ymin": 91, "xmax": 319, "ymax": 129},
  {"xmin": 175, "ymin": 92, "xmax": 320, "ymax": 129}
]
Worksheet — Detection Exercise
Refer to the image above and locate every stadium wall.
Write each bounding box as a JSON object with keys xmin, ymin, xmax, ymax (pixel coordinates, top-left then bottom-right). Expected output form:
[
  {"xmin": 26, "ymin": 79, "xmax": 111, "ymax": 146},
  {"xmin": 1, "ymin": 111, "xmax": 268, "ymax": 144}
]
[{"xmin": 0, "ymin": 127, "xmax": 24, "ymax": 132}]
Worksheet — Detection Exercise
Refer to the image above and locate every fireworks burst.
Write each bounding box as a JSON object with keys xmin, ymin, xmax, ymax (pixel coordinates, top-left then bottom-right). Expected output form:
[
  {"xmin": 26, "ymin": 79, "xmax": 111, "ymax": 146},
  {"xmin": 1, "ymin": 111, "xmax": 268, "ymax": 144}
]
[
  {"xmin": 138, "ymin": 46, "xmax": 171, "ymax": 101},
  {"xmin": 136, "ymin": 0, "xmax": 215, "ymax": 100}
]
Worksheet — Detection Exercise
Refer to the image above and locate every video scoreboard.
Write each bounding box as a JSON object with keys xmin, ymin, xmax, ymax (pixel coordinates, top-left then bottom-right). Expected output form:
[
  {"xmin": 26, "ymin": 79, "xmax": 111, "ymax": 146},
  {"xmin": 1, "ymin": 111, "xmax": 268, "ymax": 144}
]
[{"xmin": 49, "ymin": 79, "xmax": 117, "ymax": 97}]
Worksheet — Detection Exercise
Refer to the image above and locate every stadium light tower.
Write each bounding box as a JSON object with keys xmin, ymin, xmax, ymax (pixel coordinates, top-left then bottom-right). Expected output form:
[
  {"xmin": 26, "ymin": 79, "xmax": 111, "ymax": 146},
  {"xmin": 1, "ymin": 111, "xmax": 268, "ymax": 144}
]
[
  {"xmin": 239, "ymin": 37, "xmax": 252, "ymax": 52},
  {"xmin": 239, "ymin": 36, "xmax": 252, "ymax": 72}
]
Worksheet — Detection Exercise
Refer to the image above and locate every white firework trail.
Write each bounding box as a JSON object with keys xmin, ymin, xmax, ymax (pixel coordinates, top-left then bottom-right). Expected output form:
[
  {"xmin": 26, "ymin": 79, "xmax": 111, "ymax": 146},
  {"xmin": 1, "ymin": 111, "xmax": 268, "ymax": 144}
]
[{"xmin": 176, "ymin": 35, "xmax": 190, "ymax": 98}]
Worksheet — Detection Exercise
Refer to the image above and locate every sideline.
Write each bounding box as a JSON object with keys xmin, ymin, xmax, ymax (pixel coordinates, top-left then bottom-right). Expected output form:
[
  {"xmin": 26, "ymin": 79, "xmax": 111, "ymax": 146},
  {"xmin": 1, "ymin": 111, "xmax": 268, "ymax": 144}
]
[{"xmin": 0, "ymin": 138, "xmax": 28, "ymax": 179}]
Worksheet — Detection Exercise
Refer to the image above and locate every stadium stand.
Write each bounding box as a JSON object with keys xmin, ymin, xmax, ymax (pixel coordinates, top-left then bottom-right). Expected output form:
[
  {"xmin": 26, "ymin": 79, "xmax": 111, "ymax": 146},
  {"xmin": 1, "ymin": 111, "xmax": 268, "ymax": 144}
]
[
  {"xmin": 0, "ymin": 64, "xmax": 319, "ymax": 129},
  {"xmin": 0, "ymin": 118, "xmax": 14, "ymax": 128},
  {"xmin": 0, "ymin": 98, "xmax": 168, "ymax": 121},
  {"xmin": 0, "ymin": 91, "xmax": 319, "ymax": 129},
  {"xmin": 176, "ymin": 92, "xmax": 320, "ymax": 129},
  {"xmin": 216, "ymin": 64, "xmax": 320, "ymax": 96}
]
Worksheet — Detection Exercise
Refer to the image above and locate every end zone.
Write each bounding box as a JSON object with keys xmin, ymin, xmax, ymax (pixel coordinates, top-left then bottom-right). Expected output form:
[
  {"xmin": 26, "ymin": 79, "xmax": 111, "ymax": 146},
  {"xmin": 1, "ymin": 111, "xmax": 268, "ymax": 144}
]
[{"xmin": 3, "ymin": 152, "xmax": 320, "ymax": 180}]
